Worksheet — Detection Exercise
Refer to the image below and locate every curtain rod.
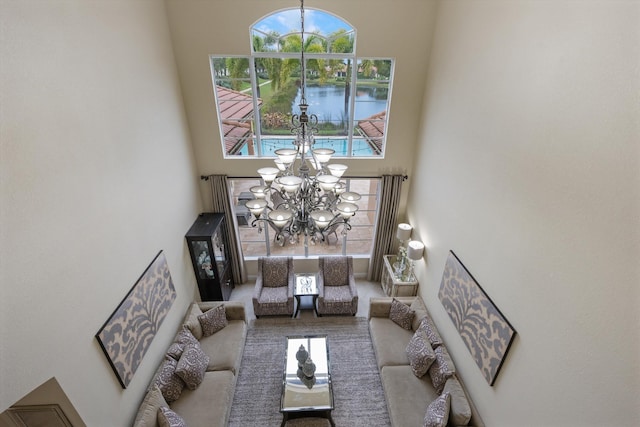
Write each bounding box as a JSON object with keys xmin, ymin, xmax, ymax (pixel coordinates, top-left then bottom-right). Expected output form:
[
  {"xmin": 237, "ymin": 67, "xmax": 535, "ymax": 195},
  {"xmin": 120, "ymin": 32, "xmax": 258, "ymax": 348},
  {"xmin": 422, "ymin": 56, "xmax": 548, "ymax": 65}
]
[{"xmin": 200, "ymin": 174, "xmax": 408, "ymax": 181}]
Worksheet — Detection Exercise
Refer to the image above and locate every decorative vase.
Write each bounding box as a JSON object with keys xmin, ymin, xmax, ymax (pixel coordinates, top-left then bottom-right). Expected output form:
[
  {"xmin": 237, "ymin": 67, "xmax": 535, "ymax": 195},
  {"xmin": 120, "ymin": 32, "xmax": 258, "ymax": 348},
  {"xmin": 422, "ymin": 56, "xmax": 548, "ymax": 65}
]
[
  {"xmin": 296, "ymin": 345, "xmax": 308, "ymax": 368},
  {"xmin": 302, "ymin": 357, "xmax": 316, "ymax": 378}
]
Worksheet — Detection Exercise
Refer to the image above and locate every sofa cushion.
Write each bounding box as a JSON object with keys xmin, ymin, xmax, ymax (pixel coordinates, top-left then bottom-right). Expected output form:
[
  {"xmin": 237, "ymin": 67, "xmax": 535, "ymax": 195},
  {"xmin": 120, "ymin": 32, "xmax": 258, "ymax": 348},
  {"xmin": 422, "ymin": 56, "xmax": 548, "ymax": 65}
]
[
  {"xmin": 406, "ymin": 329, "xmax": 436, "ymax": 377},
  {"xmin": 175, "ymin": 343, "xmax": 210, "ymax": 390},
  {"xmin": 155, "ymin": 357, "xmax": 185, "ymax": 403},
  {"xmin": 158, "ymin": 406, "xmax": 187, "ymax": 427},
  {"xmin": 380, "ymin": 365, "xmax": 439, "ymax": 427},
  {"xmin": 369, "ymin": 317, "xmax": 413, "ymax": 369},
  {"xmin": 428, "ymin": 346, "xmax": 456, "ymax": 394},
  {"xmin": 444, "ymin": 376, "xmax": 472, "ymax": 426},
  {"xmin": 198, "ymin": 319, "xmax": 247, "ymax": 373},
  {"xmin": 183, "ymin": 303, "xmax": 204, "ymax": 340},
  {"xmin": 410, "ymin": 297, "xmax": 429, "ymax": 331},
  {"xmin": 199, "ymin": 304, "xmax": 228, "ymax": 337},
  {"xmin": 170, "ymin": 371, "xmax": 236, "ymax": 427},
  {"xmin": 132, "ymin": 385, "xmax": 167, "ymax": 427},
  {"xmin": 389, "ymin": 298, "xmax": 414, "ymax": 330},
  {"xmin": 423, "ymin": 391, "xmax": 451, "ymax": 427}
]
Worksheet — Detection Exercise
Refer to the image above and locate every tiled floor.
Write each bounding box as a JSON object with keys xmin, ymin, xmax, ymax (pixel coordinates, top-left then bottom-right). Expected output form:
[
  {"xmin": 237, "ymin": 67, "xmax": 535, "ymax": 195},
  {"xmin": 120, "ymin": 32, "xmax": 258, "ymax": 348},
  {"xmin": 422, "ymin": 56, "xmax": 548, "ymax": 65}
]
[{"xmin": 229, "ymin": 278, "xmax": 387, "ymax": 320}]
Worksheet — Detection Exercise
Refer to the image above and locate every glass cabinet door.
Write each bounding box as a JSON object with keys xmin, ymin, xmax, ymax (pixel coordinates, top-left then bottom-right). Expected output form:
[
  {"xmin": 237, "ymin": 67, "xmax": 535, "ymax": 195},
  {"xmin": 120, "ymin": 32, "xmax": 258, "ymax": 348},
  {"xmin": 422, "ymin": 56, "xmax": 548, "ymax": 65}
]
[
  {"xmin": 191, "ymin": 240, "xmax": 216, "ymax": 280},
  {"xmin": 212, "ymin": 225, "xmax": 227, "ymax": 272}
]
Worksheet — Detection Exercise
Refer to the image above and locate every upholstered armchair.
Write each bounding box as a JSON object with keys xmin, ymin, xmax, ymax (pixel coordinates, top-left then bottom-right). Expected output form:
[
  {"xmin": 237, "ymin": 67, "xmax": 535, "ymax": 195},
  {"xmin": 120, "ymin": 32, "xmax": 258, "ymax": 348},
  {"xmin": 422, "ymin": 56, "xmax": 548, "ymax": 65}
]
[
  {"xmin": 317, "ymin": 256, "xmax": 358, "ymax": 316},
  {"xmin": 253, "ymin": 257, "xmax": 295, "ymax": 318}
]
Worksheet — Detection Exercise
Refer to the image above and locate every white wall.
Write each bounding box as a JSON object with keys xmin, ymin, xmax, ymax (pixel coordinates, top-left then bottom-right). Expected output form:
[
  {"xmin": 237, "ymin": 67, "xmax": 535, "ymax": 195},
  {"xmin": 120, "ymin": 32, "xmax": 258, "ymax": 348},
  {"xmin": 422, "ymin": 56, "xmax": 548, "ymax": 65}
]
[
  {"xmin": 0, "ymin": 1, "xmax": 202, "ymax": 425},
  {"xmin": 408, "ymin": 1, "xmax": 640, "ymax": 426}
]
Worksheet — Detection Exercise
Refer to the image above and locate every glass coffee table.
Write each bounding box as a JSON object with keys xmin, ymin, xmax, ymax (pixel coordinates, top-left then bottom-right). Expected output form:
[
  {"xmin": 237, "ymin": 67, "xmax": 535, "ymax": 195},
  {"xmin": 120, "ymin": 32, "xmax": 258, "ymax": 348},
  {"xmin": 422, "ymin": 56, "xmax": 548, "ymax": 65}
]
[
  {"xmin": 280, "ymin": 335, "xmax": 334, "ymax": 426},
  {"xmin": 293, "ymin": 273, "xmax": 319, "ymax": 318}
]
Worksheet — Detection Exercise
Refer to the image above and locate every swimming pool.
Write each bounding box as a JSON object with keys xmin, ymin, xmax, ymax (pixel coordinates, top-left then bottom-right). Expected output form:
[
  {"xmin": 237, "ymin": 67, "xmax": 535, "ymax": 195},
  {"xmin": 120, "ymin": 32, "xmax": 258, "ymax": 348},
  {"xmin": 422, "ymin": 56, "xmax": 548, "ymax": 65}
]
[{"xmin": 237, "ymin": 137, "xmax": 376, "ymax": 157}]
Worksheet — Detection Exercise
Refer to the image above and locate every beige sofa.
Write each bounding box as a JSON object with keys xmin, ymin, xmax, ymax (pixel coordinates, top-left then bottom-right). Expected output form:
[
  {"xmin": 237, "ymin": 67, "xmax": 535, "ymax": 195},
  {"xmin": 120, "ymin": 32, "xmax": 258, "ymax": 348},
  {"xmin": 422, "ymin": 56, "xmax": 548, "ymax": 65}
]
[
  {"xmin": 368, "ymin": 297, "xmax": 484, "ymax": 427},
  {"xmin": 133, "ymin": 301, "xmax": 247, "ymax": 427}
]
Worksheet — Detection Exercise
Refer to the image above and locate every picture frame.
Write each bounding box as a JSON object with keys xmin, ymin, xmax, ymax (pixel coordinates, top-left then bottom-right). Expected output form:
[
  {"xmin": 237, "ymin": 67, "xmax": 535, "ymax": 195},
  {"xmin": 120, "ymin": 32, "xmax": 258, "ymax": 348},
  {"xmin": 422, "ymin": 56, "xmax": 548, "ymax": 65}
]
[
  {"xmin": 438, "ymin": 250, "xmax": 516, "ymax": 386},
  {"xmin": 96, "ymin": 250, "xmax": 176, "ymax": 388}
]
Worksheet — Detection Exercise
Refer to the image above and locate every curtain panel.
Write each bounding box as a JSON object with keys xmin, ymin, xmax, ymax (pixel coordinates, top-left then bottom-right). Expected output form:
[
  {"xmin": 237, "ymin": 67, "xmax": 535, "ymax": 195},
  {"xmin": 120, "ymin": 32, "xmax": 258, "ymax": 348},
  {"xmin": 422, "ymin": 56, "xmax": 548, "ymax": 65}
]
[
  {"xmin": 208, "ymin": 175, "xmax": 247, "ymax": 285},
  {"xmin": 367, "ymin": 174, "xmax": 404, "ymax": 282}
]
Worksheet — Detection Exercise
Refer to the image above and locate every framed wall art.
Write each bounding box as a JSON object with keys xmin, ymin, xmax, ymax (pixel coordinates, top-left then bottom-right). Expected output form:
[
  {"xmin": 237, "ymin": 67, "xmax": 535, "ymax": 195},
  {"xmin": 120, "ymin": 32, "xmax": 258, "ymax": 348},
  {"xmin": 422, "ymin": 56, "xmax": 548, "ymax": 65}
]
[
  {"xmin": 438, "ymin": 250, "xmax": 516, "ymax": 386},
  {"xmin": 96, "ymin": 250, "xmax": 176, "ymax": 388}
]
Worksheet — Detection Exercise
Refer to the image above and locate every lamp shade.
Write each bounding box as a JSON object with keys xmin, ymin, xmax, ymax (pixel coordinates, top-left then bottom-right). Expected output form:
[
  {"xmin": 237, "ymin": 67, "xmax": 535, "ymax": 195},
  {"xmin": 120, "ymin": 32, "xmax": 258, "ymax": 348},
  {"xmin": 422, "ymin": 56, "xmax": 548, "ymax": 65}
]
[
  {"xmin": 274, "ymin": 148, "xmax": 297, "ymax": 164},
  {"xmin": 336, "ymin": 202, "xmax": 358, "ymax": 218},
  {"xmin": 327, "ymin": 163, "xmax": 348, "ymax": 177},
  {"xmin": 317, "ymin": 174, "xmax": 339, "ymax": 191},
  {"xmin": 268, "ymin": 209, "xmax": 292, "ymax": 228},
  {"xmin": 245, "ymin": 199, "xmax": 267, "ymax": 216},
  {"xmin": 311, "ymin": 210, "xmax": 333, "ymax": 230},
  {"xmin": 407, "ymin": 241, "xmax": 425, "ymax": 261},
  {"xmin": 258, "ymin": 167, "xmax": 279, "ymax": 184},
  {"xmin": 312, "ymin": 148, "xmax": 335, "ymax": 164},
  {"xmin": 396, "ymin": 223, "xmax": 412, "ymax": 241}
]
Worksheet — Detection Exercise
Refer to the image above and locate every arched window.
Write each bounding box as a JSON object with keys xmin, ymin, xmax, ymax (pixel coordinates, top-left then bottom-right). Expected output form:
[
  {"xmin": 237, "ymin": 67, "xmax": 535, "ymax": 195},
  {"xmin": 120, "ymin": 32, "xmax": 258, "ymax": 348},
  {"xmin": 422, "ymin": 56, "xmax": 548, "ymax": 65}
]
[{"xmin": 210, "ymin": 6, "xmax": 393, "ymax": 158}]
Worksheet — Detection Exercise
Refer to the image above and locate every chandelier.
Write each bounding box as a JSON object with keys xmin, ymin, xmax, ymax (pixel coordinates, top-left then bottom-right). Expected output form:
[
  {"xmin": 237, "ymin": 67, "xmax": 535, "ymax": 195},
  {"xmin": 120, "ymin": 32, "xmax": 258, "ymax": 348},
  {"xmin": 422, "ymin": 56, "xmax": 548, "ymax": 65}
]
[{"xmin": 244, "ymin": 0, "xmax": 361, "ymax": 247}]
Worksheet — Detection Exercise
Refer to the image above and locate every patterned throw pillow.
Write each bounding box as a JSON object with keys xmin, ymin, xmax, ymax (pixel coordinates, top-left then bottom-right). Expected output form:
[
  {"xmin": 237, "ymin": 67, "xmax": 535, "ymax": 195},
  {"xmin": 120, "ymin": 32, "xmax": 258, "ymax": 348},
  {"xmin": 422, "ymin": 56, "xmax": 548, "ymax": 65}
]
[
  {"xmin": 263, "ymin": 257, "xmax": 289, "ymax": 287},
  {"xmin": 198, "ymin": 304, "xmax": 228, "ymax": 337},
  {"xmin": 155, "ymin": 356, "xmax": 185, "ymax": 403},
  {"xmin": 389, "ymin": 298, "xmax": 415, "ymax": 330},
  {"xmin": 175, "ymin": 343, "xmax": 210, "ymax": 390},
  {"xmin": 428, "ymin": 346, "xmax": 456, "ymax": 393},
  {"xmin": 423, "ymin": 392, "xmax": 451, "ymax": 427},
  {"xmin": 166, "ymin": 342, "xmax": 184, "ymax": 361},
  {"xmin": 157, "ymin": 406, "xmax": 187, "ymax": 427},
  {"xmin": 417, "ymin": 316, "xmax": 444, "ymax": 348},
  {"xmin": 406, "ymin": 329, "xmax": 436, "ymax": 377},
  {"xmin": 175, "ymin": 326, "xmax": 199, "ymax": 347}
]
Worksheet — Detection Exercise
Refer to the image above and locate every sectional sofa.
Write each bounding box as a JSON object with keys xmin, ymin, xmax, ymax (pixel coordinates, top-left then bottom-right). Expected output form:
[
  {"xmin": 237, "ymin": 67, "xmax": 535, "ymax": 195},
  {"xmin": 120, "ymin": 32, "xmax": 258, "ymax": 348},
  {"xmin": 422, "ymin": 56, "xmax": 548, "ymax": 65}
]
[
  {"xmin": 132, "ymin": 301, "xmax": 247, "ymax": 427},
  {"xmin": 368, "ymin": 297, "xmax": 484, "ymax": 427}
]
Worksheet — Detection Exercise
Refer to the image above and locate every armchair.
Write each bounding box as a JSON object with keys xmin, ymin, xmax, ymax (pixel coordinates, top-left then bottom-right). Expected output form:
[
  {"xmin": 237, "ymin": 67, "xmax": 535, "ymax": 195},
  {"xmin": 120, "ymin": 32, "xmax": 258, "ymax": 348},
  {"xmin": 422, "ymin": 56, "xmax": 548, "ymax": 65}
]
[
  {"xmin": 317, "ymin": 256, "xmax": 358, "ymax": 316},
  {"xmin": 253, "ymin": 257, "xmax": 295, "ymax": 318}
]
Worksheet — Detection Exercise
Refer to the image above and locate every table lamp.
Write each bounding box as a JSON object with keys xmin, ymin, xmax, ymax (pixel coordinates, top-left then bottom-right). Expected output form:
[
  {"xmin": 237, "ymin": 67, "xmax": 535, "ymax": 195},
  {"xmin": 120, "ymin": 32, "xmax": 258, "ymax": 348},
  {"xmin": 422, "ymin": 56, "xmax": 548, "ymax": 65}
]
[
  {"xmin": 394, "ymin": 223, "xmax": 412, "ymax": 277},
  {"xmin": 405, "ymin": 240, "xmax": 425, "ymax": 281}
]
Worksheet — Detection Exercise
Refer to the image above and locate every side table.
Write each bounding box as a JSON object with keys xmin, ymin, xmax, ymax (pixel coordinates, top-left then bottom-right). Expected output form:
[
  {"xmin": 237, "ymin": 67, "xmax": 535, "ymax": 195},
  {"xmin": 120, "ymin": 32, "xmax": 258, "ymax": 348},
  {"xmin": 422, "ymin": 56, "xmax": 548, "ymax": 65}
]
[
  {"xmin": 294, "ymin": 273, "xmax": 319, "ymax": 318},
  {"xmin": 381, "ymin": 255, "xmax": 419, "ymax": 297}
]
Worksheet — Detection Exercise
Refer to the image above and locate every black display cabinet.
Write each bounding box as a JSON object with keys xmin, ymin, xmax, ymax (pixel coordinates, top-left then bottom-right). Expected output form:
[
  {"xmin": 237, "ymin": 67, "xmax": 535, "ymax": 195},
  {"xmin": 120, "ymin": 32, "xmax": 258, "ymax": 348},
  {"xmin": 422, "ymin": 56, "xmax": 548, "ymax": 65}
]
[{"xmin": 185, "ymin": 213, "xmax": 234, "ymax": 301}]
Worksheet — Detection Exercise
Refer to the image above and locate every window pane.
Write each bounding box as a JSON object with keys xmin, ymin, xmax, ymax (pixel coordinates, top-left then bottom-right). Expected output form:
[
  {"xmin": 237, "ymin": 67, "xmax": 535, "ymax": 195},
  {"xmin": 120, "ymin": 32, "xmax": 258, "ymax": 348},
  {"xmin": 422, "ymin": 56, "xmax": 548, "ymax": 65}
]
[{"xmin": 252, "ymin": 9, "xmax": 354, "ymax": 54}]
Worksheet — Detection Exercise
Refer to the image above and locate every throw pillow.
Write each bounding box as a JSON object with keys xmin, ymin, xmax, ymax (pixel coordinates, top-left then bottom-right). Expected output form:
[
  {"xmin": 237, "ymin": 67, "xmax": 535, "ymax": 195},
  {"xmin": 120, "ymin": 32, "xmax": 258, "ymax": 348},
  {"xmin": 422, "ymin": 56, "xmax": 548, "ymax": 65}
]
[
  {"xmin": 428, "ymin": 346, "xmax": 456, "ymax": 394},
  {"xmin": 175, "ymin": 343, "xmax": 210, "ymax": 390},
  {"xmin": 175, "ymin": 326, "xmax": 199, "ymax": 347},
  {"xmin": 406, "ymin": 329, "xmax": 436, "ymax": 377},
  {"xmin": 443, "ymin": 376, "xmax": 472, "ymax": 426},
  {"xmin": 155, "ymin": 356, "xmax": 185, "ymax": 403},
  {"xmin": 389, "ymin": 298, "xmax": 415, "ymax": 330},
  {"xmin": 166, "ymin": 342, "xmax": 184, "ymax": 361},
  {"xmin": 417, "ymin": 316, "xmax": 444, "ymax": 348},
  {"xmin": 198, "ymin": 304, "xmax": 228, "ymax": 337},
  {"xmin": 423, "ymin": 392, "xmax": 451, "ymax": 427},
  {"xmin": 157, "ymin": 406, "xmax": 187, "ymax": 427}
]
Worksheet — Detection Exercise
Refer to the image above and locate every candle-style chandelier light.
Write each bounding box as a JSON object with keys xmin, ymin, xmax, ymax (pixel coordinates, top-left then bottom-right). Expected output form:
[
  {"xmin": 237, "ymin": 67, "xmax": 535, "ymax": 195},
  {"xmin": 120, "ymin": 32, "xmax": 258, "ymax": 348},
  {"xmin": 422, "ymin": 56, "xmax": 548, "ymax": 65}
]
[{"xmin": 244, "ymin": 0, "xmax": 361, "ymax": 247}]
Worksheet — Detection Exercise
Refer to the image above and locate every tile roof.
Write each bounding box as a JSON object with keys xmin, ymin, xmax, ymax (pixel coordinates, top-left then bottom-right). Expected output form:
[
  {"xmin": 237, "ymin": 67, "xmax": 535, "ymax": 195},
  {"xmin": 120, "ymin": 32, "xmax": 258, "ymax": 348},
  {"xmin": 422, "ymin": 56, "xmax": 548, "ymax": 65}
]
[
  {"xmin": 355, "ymin": 111, "xmax": 386, "ymax": 154},
  {"xmin": 216, "ymin": 85, "xmax": 262, "ymax": 154}
]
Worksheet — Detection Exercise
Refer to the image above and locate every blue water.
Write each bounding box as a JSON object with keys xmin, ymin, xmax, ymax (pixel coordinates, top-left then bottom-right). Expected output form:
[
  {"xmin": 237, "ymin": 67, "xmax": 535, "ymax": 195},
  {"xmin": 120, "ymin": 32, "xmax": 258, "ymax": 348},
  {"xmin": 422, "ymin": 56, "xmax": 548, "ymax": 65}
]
[
  {"xmin": 238, "ymin": 137, "xmax": 375, "ymax": 157},
  {"xmin": 293, "ymin": 86, "xmax": 388, "ymax": 122}
]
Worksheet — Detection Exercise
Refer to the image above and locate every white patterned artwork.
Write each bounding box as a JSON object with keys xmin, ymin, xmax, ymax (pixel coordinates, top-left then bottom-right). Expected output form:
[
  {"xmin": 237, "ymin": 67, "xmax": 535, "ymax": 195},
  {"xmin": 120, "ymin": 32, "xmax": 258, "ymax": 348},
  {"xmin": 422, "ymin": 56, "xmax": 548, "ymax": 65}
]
[{"xmin": 438, "ymin": 251, "xmax": 516, "ymax": 386}]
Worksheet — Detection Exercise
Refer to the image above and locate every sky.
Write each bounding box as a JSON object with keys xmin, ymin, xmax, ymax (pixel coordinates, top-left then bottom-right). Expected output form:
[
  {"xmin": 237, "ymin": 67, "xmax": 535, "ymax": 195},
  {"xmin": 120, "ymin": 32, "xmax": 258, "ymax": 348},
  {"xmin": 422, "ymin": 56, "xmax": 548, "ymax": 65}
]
[{"xmin": 253, "ymin": 7, "xmax": 353, "ymax": 37}]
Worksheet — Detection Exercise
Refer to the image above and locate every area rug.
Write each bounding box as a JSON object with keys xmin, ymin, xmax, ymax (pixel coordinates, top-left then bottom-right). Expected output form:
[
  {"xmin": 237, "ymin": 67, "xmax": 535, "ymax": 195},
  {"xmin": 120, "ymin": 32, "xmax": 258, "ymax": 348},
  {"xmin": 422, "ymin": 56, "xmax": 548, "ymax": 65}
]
[{"xmin": 228, "ymin": 317, "xmax": 391, "ymax": 427}]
